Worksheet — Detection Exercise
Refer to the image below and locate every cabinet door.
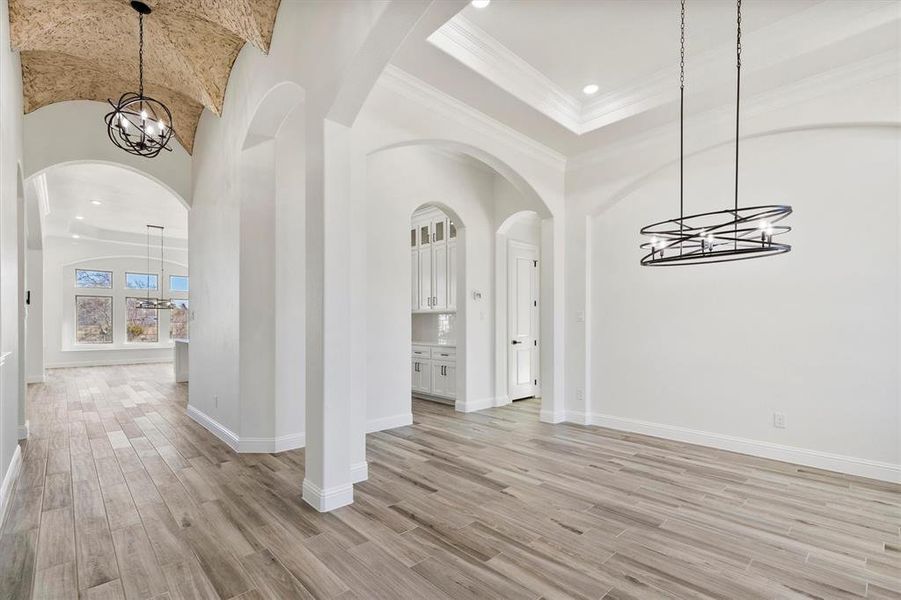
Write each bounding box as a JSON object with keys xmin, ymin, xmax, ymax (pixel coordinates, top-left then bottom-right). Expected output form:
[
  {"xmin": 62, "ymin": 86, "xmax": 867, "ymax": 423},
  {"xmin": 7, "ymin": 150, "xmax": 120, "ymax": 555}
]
[
  {"xmin": 430, "ymin": 361, "xmax": 447, "ymax": 397},
  {"xmin": 443, "ymin": 362, "xmax": 456, "ymax": 399},
  {"xmin": 418, "ymin": 247, "xmax": 432, "ymax": 310},
  {"xmin": 447, "ymin": 241, "xmax": 457, "ymax": 310},
  {"xmin": 432, "ymin": 243, "xmax": 448, "ymax": 310},
  {"xmin": 411, "ymin": 249, "xmax": 419, "ymax": 310},
  {"xmin": 432, "ymin": 219, "xmax": 446, "ymax": 246},
  {"xmin": 412, "ymin": 359, "xmax": 431, "ymax": 394}
]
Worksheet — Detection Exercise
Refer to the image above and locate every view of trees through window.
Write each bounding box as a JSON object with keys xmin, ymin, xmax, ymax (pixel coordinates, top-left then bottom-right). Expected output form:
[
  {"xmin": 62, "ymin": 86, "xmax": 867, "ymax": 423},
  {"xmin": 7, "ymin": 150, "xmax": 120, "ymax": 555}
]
[
  {"xmin": 76, "ymin": 269, "xmax": 112, "ymax": 288},
  {"xmin": 125, "ymin": 272, "xmax": 159, "ymax": 289},
  {"xmin": 126, "ymin": 297, "xmax": 159, "ymax": 342},
  {"xmin": 76, "ymin": 296, "xmax": 113, "ymax": 343},
  {"xmin": 170, "ymin": 299, "xmax": 189, "ymax": 340},
  {"xmin": 73, "ymin": 268, "xmax": 188, "ymax": 344}
]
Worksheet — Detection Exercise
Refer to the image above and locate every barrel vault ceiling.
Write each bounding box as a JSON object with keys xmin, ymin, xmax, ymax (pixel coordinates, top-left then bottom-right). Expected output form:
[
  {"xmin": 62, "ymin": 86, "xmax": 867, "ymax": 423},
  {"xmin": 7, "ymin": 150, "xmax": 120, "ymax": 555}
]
[{"xmin": 9, "ymin": 0, "xmax": 282, "ymax": 153}]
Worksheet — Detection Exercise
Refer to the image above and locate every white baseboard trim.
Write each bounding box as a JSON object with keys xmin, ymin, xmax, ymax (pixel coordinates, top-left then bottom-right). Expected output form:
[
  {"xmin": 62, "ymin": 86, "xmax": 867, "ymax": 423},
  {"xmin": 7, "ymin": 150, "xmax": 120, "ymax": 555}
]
[
  {"xmin": 350, "ymin": 461, "xmax": 369, "ymax": 483},
  {"xmin": 302, "ymin": 478, "xmax": 353, "ymax": 512},
  {"xmin": 17, "ymin": 421, "xmax": 29, "ymax": 441},
  {"xmin": 0, "ymin": 445, "xmax": 23, "ymax": 529},
  {"xmin": 187, "ymin": 405, "xmax": 306, "ymax": 454},
  {"xmin": 367, "ymin": 413, "xmax": 412, "ymax": 433},
  {"xmin": 186, "ymin": 404, "xmax": 239, "ymax": 451},
  {"xmin": 587, "ymin": 412, "xmax": 901, "ymax": 483},
  {"xmin": 540, "ymin": 409, "xmax": 566, "ymax": 424},
  {"xmin": 239, "ymin": 432, "xmax": 306, "ymax": 454},
  {"xmin": 46, "ymin": 357, "xmax": 173, "ymax": 369},
  {"xmin": 456, "ymin": 396, "xmax": 509, "ymax": 413}
]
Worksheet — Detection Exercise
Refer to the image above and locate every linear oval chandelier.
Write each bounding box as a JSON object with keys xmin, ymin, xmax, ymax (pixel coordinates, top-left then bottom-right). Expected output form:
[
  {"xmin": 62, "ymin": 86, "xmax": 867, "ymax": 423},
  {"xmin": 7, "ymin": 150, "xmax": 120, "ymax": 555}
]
[
  {"xmin": 640, "ymin": 0, "xmax": 792, "ymax": 266},
  {"xmin": 104, "ymin": 1, "xmax": 174, "ymax": 158}
]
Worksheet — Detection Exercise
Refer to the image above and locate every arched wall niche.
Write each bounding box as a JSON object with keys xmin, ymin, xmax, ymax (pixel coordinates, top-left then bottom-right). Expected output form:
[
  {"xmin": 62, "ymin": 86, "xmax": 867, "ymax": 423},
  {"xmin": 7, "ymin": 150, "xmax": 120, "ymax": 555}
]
[{"xmin": 231, "ymin": 80, "xmax": 307, "ymax": 449}]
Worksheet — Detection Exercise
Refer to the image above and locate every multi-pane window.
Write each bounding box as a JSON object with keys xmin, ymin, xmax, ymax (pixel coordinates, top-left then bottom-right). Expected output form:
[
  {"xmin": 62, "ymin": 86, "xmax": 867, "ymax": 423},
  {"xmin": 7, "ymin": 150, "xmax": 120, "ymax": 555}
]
[
  {"xmin": 76, "ymin": 269, "xmax": 112, "ymax": 288},
  {"xmin": 169, "ymin": 275, "xmax": 189, "ymax": 293},
  {"xmin": 125, "ymin": 297, "xmax": 159, "ymax": 342},
  {"xmin": 170, "ymin": 299, "xmax": 189, "ymax": 340},
  {"xmin": 75, "ymin": 296, "xmax": 113, "ymax": 343},
  {"xmin": 125, "ymin": 272, "xmax": 159, "ymax": 290}
]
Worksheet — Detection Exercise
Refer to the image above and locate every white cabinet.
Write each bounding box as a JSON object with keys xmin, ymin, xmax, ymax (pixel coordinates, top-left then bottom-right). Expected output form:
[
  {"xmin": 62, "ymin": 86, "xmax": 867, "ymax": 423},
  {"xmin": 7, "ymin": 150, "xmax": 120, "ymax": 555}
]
[
  {"xmin": 431, "ymin": 361, "xmax": 455, "ymax": 398},
  {"xmin": 411, "ymin": 358, "xmax": 431, "ymax": 394},
  {"xmin": 411, "ymin": 344, "xmax": 456, "ymax": 402},
  {"xmin": 411, "ymin": 209, "xmax": 457, "ymax": 312}
]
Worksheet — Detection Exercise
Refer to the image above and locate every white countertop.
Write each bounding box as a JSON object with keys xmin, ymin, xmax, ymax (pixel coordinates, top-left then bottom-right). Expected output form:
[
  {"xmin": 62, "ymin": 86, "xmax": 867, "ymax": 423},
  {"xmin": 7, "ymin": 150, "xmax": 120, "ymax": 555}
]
[{"xmin": 412, "ymin": 341, "xmax": 456, "ymax": 347}]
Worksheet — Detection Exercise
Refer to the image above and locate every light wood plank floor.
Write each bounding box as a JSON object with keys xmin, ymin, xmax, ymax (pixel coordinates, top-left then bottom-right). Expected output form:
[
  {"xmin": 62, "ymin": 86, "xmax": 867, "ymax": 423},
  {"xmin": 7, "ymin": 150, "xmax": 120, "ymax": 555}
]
[{"xmin": 1, "ymin": 364, "xmax": 898, "ymax": 599}]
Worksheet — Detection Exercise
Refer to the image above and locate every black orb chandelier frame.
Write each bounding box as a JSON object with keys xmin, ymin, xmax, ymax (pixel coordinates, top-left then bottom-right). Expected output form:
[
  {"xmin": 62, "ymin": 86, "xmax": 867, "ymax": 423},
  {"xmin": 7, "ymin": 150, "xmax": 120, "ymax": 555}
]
[
  {"xmin": 104, "ymin": 1, "xmax": 174, "ymax": 158},
  {"xmin": 639, "ymin": 0, "xmax": 792, "ymax": 266}
]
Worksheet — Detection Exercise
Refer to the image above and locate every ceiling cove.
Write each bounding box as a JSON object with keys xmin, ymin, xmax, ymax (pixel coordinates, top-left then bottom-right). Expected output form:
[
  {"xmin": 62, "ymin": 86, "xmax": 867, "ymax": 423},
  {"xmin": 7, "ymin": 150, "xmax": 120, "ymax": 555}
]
[{"xmin": 9, "ymin": 0, "xmax": 282, "ymax": 153}]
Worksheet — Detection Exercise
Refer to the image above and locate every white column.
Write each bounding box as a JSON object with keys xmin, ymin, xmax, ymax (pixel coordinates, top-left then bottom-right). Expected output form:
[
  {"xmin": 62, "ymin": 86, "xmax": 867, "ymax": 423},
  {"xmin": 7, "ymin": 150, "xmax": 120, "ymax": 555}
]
[{"xmin": 303, "ymin": 114, "xmax": 353, "ymax": 511}]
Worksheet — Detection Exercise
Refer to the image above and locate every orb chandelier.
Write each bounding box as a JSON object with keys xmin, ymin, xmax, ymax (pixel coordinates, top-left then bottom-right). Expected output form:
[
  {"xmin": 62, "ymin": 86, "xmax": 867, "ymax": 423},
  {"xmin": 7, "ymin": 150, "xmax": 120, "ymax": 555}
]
[
  {"xmin": 104, "ymin": 1, "xmax": 174, "ymax": 158},
  {"xmin": 137, "ymin": 225, "xmax": 175, "ymax": 310},
  {"xmin": 639, "ymin": 0, "xmax": 792, "ymax": 266}
]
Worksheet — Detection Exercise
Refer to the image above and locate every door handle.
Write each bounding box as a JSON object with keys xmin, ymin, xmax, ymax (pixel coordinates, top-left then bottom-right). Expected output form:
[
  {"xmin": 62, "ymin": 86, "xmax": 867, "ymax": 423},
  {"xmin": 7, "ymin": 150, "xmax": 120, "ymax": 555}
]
[{"xmin": 511, "ymin": 340, "xmax": 522, "ymax": 345}]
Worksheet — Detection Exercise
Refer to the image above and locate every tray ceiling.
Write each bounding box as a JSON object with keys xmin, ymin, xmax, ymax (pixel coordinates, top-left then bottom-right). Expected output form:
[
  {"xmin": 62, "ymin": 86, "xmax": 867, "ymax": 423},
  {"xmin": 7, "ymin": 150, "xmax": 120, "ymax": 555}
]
[{"xmin": 9, "ymin": 0, "xmax": 281, "ymax": 153}]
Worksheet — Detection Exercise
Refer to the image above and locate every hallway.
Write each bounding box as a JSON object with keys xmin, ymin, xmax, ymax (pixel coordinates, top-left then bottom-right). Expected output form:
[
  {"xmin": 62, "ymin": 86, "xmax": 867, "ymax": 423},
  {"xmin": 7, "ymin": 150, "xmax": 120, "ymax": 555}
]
[{"xmin": 0, "ymin": 364, "xmax": 899, "ymax": 599}]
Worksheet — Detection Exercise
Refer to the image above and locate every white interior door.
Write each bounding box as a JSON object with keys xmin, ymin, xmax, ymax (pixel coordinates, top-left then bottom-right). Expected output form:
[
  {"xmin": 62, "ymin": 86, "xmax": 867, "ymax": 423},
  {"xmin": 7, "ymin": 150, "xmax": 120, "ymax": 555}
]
[{"xmin": 508, "ymin": 241, "xmax": 539, "ymax": 400}]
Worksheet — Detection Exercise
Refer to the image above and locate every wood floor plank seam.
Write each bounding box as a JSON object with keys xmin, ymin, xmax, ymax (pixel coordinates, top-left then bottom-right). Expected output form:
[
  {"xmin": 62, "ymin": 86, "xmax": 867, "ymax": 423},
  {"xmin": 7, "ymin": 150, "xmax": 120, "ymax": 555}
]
[{"xmin": 1, "ymin": 364, "xmax": 898, "ymax": 600}]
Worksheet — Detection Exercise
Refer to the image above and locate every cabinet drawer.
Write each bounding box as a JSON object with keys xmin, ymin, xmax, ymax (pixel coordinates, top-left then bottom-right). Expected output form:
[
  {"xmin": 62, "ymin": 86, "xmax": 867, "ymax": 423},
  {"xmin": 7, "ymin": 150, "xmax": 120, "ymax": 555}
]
[
  {"xmin": 430, "ymin": 347, "xmax": 456, "ymax": 361},
  {"xmin": 412, "ymin": 345, "xmax": 431, "ymax": 358}
]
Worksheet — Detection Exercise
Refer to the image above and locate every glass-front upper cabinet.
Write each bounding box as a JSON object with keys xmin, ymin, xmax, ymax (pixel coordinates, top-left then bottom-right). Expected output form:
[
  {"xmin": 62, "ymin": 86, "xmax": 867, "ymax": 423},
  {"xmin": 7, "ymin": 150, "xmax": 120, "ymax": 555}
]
[
  {"xmin": 434, "ymin": 220, "xmax": 445, "ymax": 243},
  {"xmin": 420, "ymin": 224, "xmax": 430, "ymax": 246},
  {"xmin": 449, "ymin": 220, "xmax": 457, "ymax": 239},
  {"xmin": 411, "ymin": 227, "xmax": 417, "ymax": 248}
]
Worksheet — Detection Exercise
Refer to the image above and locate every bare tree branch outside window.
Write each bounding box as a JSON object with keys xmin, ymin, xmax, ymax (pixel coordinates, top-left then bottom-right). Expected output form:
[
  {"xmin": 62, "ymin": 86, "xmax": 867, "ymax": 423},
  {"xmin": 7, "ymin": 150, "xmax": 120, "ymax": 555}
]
[{"xmin": 76, "ymin": 296, "xmax": 113, "ymax": 343}]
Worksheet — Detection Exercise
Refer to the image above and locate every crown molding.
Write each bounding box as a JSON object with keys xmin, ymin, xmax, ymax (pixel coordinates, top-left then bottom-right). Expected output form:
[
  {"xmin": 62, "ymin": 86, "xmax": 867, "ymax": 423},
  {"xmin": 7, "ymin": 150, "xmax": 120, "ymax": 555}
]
[
  {"xmin": 429, "ymin": 2, "xmax": 900, "ymax": 138},
  {"xmin": 378, "ymin": 64, "xmax": 565, "ymax": 168},
  {"xmin": 428, "ymin": 16, "xmax": 582, "ymax": 131},
  {"xmin": 568, "ymin": 48, "xmax": 900, "ymax": 172}
]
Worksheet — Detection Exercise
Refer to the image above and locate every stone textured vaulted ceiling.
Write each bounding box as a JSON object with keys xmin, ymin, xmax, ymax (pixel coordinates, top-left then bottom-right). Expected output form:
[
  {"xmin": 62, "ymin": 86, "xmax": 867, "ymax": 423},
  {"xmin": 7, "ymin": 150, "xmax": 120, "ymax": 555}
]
[{"xmin": 9, "ymin": 0, "xmax": 282, "ymax": 153}]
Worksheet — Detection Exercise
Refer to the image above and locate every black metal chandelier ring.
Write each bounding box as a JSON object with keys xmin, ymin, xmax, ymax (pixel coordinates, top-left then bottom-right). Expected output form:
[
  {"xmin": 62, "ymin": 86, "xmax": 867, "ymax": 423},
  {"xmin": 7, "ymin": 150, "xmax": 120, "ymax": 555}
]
[
  {"xmin": 639, "ymin": 0, "xmax": 793, "ymax": 267},
  {"xmin": 640, "ymin": 204, "xmax": 792, "ymax": 266},
  {"xmin": 103, "ymin": 1, "xmax": 174, "ymax": 158}
]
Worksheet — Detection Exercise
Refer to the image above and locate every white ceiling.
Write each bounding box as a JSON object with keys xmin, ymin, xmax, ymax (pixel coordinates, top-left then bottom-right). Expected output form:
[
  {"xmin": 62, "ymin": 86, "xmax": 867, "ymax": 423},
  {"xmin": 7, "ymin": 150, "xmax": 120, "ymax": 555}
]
[
  {"xmin": 390, "ymin": 0, "xmax": 898, "ymax": 156},
  {"xmin": 459, "ymin": 0, "xmax": 816, "ymax": 101},
  {"xmin": 37, "ymin": 163, "xmax": 188, "ymax": 243}
]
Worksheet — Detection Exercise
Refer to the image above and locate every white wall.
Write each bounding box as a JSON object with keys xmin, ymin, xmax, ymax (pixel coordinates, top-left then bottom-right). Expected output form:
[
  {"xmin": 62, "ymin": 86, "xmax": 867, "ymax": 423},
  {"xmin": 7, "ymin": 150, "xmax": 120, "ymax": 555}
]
[
  {"xmin": 565, "ymin": 70, "xmax": 901, "ymax": 481},
  {"xmin": 42, "ymin": 237, "xmax": 189, "ymax": 368},
  {"xmin": 24, "ymin": 101, "xmax": 192, "ymax": 205},
  {"xmin": 0, "ymin": 0, "xmax": 24, "ymax": 518},
  {"xmin": 24, "ymin": 248, "xmax": 43, "ymax": 382},
  {"xmin": 366, "ymin": 147, "xmax": 496, "ymax": 419}
]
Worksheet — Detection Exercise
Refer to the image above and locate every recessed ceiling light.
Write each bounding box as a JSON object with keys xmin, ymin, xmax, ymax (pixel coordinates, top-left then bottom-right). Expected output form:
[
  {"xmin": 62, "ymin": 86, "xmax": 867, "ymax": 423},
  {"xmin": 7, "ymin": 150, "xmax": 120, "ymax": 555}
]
[
  {"xmin": 471, "ymin": 0, "xmax": 490, "ymax": 8},
  {"xmin": 72, "ymin": 234, "xmax": 80, "ymax": 239},
  {"xmin": 91, "ymin": 200, "xmax": 102, "ymax": 205},
  {"xmin": 75, "ymin": 215, "xmax": 84, "ymax": 220},
  {"xmin": 583, "ymin": 84, "xmax": 599, "ymax": 96}
]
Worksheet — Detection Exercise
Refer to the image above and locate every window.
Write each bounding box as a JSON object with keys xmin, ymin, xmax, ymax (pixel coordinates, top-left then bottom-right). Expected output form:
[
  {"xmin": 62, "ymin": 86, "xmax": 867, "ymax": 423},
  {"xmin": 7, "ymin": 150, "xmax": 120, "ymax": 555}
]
[
  {"xmin": 125, "ymin": 272, "xmax": 158, "ymax": 290},
  {"xmin": 169, "ymin": 275, "xmax": 189, "ymax": 293},
  {"xmin": 75, "ymin": 269, "xmax": 112, "ymax": 288},
  {"xmin": 125, "ymin": 297, "xmax": 159, "ymax": 342},
  {"xmin": 170, "ymin": 299, "xmax": 189, "ymax": 340},
  {"xmin": 75, "ymin": 296, "xmax": 113, "ymax": 343}
]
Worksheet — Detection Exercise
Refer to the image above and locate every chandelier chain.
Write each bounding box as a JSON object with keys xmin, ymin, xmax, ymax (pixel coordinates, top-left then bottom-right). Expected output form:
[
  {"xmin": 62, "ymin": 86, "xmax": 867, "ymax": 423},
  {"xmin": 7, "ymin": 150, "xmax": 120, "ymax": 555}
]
[
  {"xmin": 734, "ymin": 0, "xmax": 741, "ymax": 248},
  {"xmin": 679, "ymin": 0, "xmax": 685, "ymax": 247},
  {"xmin": 138, "ymin": 13, "xmax": 144, "ymax": 98}
]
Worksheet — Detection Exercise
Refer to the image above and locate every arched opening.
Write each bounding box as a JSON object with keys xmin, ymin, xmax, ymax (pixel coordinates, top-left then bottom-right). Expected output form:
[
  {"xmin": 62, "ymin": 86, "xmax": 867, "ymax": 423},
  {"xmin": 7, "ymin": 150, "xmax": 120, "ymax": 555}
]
[
  {"xmin": 362, "ymin": 141, "xmax": 559, "ymax": 438},
  {"xmin": 410, "ymin": 202, "xmax": 465, "ymax": 410},
  {"xmin": 21, "ymin": 161, "xmax": 189, "ymax": 381}
]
